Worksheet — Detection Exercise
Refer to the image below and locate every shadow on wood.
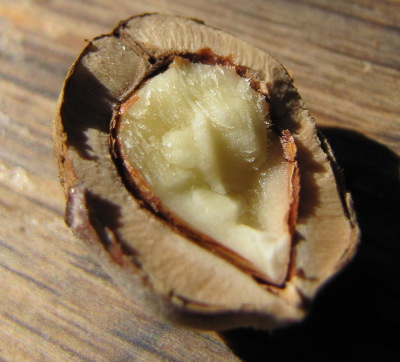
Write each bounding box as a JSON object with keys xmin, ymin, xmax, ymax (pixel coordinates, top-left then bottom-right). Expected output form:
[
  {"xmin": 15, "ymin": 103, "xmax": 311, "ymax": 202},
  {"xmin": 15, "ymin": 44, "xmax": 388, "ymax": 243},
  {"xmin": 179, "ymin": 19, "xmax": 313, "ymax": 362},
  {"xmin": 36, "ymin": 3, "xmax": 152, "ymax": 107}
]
[{"xmin": 221, "ymin": 128, "xmax": 400, "ymax": 361}]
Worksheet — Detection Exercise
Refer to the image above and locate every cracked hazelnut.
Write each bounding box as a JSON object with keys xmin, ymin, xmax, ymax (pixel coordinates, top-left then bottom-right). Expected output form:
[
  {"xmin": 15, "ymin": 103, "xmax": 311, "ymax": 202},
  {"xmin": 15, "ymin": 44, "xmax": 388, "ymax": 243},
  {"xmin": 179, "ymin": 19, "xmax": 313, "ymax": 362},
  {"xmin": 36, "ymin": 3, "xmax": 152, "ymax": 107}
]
[{"xmin": 54, "ymin": 14, "xmax": 359, "ymax": 330}]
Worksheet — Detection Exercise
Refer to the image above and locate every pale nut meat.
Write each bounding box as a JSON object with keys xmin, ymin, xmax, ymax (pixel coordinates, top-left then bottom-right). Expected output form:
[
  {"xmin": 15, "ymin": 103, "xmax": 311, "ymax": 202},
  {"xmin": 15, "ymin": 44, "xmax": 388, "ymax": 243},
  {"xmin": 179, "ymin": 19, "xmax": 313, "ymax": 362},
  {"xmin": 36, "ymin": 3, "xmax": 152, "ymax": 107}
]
[
  {"xmin": 112, "ymin": 55, "xmax": 299, "ymax": 287},
  {"xmin": 53, "ymin": 14, "xmax": 359, "ymax": 330}
]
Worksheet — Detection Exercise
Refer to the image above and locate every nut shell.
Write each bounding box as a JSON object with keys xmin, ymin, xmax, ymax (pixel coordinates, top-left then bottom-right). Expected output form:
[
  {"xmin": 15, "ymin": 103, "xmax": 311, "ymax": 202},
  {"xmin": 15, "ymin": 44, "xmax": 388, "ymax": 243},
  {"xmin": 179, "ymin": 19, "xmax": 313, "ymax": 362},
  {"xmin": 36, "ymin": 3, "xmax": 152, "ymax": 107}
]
[{"xmin": 54, "ymin": 13, "xmax": 359, "ymax": 330}]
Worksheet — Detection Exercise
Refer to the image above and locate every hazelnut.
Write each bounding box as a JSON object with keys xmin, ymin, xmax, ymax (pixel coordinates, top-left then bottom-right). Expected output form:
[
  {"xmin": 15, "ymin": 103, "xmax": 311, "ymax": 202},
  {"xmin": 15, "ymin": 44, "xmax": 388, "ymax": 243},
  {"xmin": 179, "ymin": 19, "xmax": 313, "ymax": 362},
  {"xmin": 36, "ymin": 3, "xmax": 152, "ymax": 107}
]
[{"xmin": 54, "ymin": 14, "xmax": 359, "ymax": 330}]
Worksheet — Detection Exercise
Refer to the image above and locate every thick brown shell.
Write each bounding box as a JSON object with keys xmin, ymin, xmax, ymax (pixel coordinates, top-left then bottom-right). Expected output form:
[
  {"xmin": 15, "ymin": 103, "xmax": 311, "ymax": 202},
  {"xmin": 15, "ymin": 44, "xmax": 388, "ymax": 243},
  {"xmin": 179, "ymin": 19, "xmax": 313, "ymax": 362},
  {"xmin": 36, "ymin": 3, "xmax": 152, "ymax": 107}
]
[{"xmin": 53, "ymin": 13, "xmax": 359, "ymax": 330}]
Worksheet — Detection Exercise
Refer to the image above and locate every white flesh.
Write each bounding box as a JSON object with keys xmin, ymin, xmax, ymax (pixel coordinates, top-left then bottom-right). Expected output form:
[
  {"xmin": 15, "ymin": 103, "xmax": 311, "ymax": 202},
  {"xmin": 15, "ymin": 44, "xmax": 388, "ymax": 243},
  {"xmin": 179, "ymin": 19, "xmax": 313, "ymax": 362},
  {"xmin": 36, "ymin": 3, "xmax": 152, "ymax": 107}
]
[{"xmin": 117, "ymin": 57, "xmax": 292, "ymax": 284}]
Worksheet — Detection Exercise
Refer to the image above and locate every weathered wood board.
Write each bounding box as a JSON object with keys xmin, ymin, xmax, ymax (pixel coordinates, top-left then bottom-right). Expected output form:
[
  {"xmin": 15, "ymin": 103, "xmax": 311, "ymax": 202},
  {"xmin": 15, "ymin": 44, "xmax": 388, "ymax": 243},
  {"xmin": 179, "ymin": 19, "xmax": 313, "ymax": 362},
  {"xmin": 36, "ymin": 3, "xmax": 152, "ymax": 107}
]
[{"xmin": 0, "ymin": 0, "xmax": 399, "ymax": 360}]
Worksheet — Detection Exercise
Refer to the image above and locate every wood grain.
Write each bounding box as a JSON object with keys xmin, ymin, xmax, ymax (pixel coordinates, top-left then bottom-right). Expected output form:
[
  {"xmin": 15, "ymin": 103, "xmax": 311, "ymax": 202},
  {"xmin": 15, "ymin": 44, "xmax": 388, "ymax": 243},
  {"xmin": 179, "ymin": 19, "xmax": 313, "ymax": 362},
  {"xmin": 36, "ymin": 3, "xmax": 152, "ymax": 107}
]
[{"xmin": 0, "ymin": 0, "xmax": 399, "ymax": 360}]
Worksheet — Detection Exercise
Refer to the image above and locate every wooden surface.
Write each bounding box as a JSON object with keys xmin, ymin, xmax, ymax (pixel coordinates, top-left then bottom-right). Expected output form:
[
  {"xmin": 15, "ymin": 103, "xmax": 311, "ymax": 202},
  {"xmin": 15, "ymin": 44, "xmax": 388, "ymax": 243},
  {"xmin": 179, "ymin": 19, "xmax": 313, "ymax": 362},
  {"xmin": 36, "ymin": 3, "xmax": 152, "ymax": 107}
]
[{"xmin": 0, "ymin": 0, "xmax": 399, "ymax": 361}]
